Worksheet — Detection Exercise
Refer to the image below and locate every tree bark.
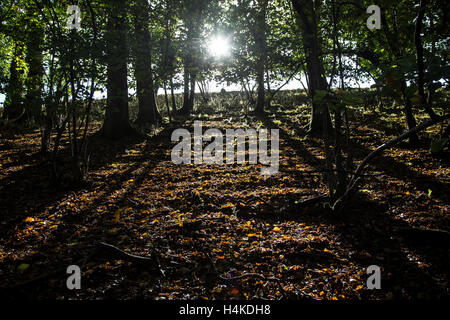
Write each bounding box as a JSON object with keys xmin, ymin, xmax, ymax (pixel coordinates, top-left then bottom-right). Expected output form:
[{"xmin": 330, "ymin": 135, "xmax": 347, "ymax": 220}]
[
  {"xmin": 401, "ymin": 82, "xmax": 420, "ymax": 146},
  {"xmin": 133, "ymin": 0, "xmax": 160, "ymax": 126},
  {"xmin": 415, "ymin": 0, "xmax": 438, "ymax": 121},
  {"xmin": 188, "ymin": 71, "xmax": 196, "ymax": 110},
  {"xmin": 180, "ymin": 1, "xmax": 204, "ymax": 114},
  {"xmin": 291, "ymin": 0, "xmax": 332, "ymax": 135},
  {"xmin": 254, "ymin": 0, "xmax": 268, "ymax": 114},
  {"xmin": 381, "ymin": 7, "xmax": 420, "ymax": 145},
  {"xmin": 182, "ymin": 64, "xmax": 191, "ymax": 113},
  {"xmin": 170, "ymin": 77, "xmax": 177, "ymax": 112},
  {"xmin": 164, "ymin": 80, "xmax": 171, "ymax": 122},
  {"xmin": 100, "ymin": 0, "xmax": 135, "ymax": 139}
]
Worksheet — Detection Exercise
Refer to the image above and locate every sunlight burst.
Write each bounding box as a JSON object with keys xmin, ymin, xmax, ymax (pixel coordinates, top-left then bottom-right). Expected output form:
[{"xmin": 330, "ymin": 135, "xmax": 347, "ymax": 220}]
[{"xmin": 208, "ymin": 36, "xmax": 231, "ymax": 58}]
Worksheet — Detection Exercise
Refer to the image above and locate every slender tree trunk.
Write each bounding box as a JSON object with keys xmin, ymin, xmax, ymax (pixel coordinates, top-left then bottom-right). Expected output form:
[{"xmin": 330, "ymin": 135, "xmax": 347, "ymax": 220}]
[
  {"xmin": 254, "ymin": 0, "xmax": 268, "ymax": 114},
  {"xmin": 181, "ymin": 20, "xmax": 193, "ymax": 114},
  {"xmin": 69, "ymin": 51, "xmax": 82, "ymax": 182},
  {"xmin": 401, "ymin": 82, "xmax": 420, "ymax": 146},
  {"xmin": 133, "ymin": 0, "xmax": 160, "ymax": 126},
  {"xmin": 415, "ymin": 0, "xmax": 438, "ymax": 121},
  {"xmin": 100, "ymin": 0, "xmax": 135, "ymax": 139},
  {"xmin": 255, "ymin": 66, "xmax": 265, "ymax": 113},
  {"xmin": 182, "ymin": 64, "xmax": 191, "ymax": 113},
  {"xmin": 182, "ymin": 53, "xmax": 196, "ymax": 113},
  {"xmin": 383, "ymin": 7, "xmax": 420, "ymax": 145},
  {"xmin": 188, "ymin": 72, "xmax": 196, "ymax": 111},
  {"xmin": 170, "ymin": 77, "xmax": 177, "ymax": 112},
  {"xmin": 162, "ymin": 10, "xmax": 176, "ymax": 117},
  {"xmin": 331, "ymin": 0, "xmax": 344, "ymax": 91},
  {"xmin": 291, "ymin": 0, "xmax": 332, "ymax": 135},
  {"xmin": 164, "ymin": 81, "xmax": 171, "ymax": 122},
  {"xmin": 181, "ymin": 1, "xmax": 204, "ymax": 114}
]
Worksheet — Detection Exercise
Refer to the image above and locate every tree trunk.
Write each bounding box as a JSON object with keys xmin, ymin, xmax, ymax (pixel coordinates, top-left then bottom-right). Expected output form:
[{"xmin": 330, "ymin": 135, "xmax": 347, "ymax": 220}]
[
  {"xmin": 291, "ymin": 0, "xmax": 332, "ymax": 135},
  {"xmin": 255, "ymin": 66, "xmax": 265, "ymax": 114},
  {"xmin": 182, "ymin": 64, "xmax": 191, "ymax": 113},
  {"xmin": 414, "ymin": 0, "xmax": 438, "ymax": 121},
  {"xmin": 170, "ymin": 77, "xmax": 177, "ymax": 112},
  {"xmin": 100, "ymin": 0, "xmax": 135, "ymax": 139},
  {"xmin": 181, "ymin": 51, "xmax": 197, "ymax": 114},
  {"xmin": 133, "ymin": 0, "xmax": 160, "ymax": 126},
  {"xmin": 381, "ymin": 7, "xmax": 421, "ymax": 145},
  {"xmin": 401, "ymin": 82, "xmax": 420, "ymax": 146},
  {"xmin": 164, "ymin": 81, "xmax": 171, "ymax": 122},
  {"xmin": 181, "ymin": 1, "xmax": 204, "ymax": 114},
  {"xmin": 188, "ymin": 71, "xmax": 196, "ymax": 111},
  {"xmin": 254, "ymin": 0, "xmax": 268, "ymax": 114}
]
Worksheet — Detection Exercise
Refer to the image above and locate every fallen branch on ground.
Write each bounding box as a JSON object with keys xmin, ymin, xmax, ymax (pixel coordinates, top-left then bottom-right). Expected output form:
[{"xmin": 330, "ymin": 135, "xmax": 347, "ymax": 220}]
[{"xmin": 338, "ymin": 114, "xmax": 450, "ymax": 210}]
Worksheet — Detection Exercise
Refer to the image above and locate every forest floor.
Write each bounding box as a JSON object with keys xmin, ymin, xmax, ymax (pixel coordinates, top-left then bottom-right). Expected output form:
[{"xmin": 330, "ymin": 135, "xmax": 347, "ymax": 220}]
[{"xmin": 0, "ymin": 103, "xmax": 449, "ymax": 300}]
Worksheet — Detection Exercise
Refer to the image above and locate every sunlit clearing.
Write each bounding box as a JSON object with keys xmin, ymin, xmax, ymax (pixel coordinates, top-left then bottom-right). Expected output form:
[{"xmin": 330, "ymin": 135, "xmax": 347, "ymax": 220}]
[{"xmin": 208, "ymin": 36, "xmax": 231, "ymax": 58}]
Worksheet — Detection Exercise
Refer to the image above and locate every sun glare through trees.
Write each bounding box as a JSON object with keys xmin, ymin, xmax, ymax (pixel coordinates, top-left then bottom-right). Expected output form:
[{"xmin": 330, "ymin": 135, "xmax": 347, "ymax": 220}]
[{"xmin": 208, "ymin": 35, "xmax": 231, "ymax": 59}]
